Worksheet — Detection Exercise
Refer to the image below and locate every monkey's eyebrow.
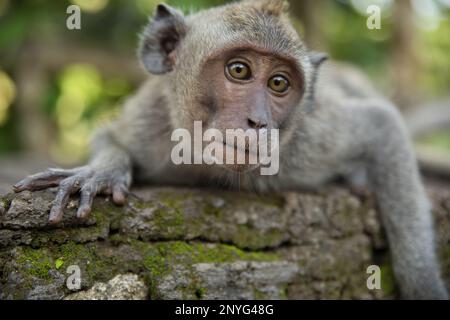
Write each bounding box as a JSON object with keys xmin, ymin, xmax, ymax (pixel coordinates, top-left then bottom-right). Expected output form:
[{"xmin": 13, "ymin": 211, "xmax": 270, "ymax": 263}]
[
  {"xmin": 210, "ymin": 45, "xmax": 301, "ymax": 70},
  {"xmin": 226, "ymin": 54, "xmax": 253, "ymax": 65},
  {"xmin": 270, "ymin": 62, "xmax": 293, "ymax": 75}
]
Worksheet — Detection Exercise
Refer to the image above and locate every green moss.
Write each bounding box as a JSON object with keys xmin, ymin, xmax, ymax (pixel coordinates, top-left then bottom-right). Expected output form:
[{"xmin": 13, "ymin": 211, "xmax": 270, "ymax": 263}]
[
  {"xmin": 154, "ymin": 190, "xmax": 197, "ymax": 211},
  {"xmin": 3, "ymin": 236, "xmax": 285, "ymax": 299},
  {"xmin": 91, "ymin": 209, "xmax": 109, "ymax": 229},
  {"xmin": 130, "ymin": 190, "xmax": 286, "ymax": 250},
  {"xmin": 253, "ymin": 288, "xmax": 266, "ymax": 300},
  {"xmin": 2, "ymin": 242, "xmax": 94, "ymax": 296},
  {"xmin": 55, "ymin": 258, "xmax": 63, "ymax": 269},
  {"xmin": 278, "ymin": 284, "xmax": 288, "ymax": 299},
  {"xmin": 203, "ymin": 202, "xmax": 222, "ymax": 217},
  {"xmin": 195, "ymin": 287, "xmax": 206, "ymax": 299},
  {"xmin": 152, "ymin": 206, "xmax": 184, "ymax": 236},
  {"xmin": 52, "ymin": 241, "xmax": 113, "ymax": 283},
  {"xmin": 16, "ymin": 247, "xmax": 53, "ymax": 280},
  {"xmin": 58, "ymin": 241, "xmax": 87, "ymax": 261},
  {"xmin": 202, "ymin": 194, "xmax": 286, "ymax": 250},
  {"xmin": 380, "ymin": 263, "xmax": 396, "ymax": 296},
  {"xmin": 1, "ymin": 194, "xmax": 13, "ymax": 211},
  {"xmin": 234, "ymin": 225, "xmax": 285, "ymax": 250},
  {"xmin": 439, "ymin": 244, "xmax": 450, "ymax": 279},
  {"xmin": 133, "ymin": 193, "xmax": 186, "ymax": 237},
  {"xmin": 142, "ymin": 241, "xmax": 279, "ymax": 298},
  {"xmin": 144, "ymin": 241, "xmax": 270, "ymax": 276},
  {"xmin": 229, "ymin": 192, "xmax": 284, "ymax": 208},
  {"xmin": 144, "ymin": 250, "xmax": 166, "ymax": 278},
  {"xmin": 1, "ymin": 199, "xmax": 7, "ymax": 210},
  {"xmin": 109, "ymin": 233, "xmax": 131, "ymax": 245}
]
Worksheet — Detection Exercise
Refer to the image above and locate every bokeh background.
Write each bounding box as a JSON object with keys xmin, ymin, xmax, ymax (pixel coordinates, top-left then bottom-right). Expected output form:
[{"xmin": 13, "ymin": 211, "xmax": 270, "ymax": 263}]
[{"xmin": 0, "ymin": 0, "xmax": 449, "ymax": 168}]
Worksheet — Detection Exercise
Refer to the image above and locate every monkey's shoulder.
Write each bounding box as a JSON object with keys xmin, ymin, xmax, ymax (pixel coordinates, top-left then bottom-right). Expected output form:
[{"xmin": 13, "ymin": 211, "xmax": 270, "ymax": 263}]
[
  {"xmin": 118, "ymin": 76, "xmax": 174, "ymax": 131},
  {"xmin": 316, "ymin": 61, "xmax": 380, "ymax": 102}
]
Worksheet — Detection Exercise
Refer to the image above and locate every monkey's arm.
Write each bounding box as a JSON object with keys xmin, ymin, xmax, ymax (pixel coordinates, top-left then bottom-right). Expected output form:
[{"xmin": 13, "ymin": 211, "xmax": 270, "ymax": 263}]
[
  {"xmin": 344, "ymin": 100, "xmax": 448, "ymax": 299},
  {"xmin": 12, "ymin": 77, "xmax": 177, "ymax": 223},
  {"xmin": 13, "ymin": 125, "xmax": 132, "ymax": 224}
]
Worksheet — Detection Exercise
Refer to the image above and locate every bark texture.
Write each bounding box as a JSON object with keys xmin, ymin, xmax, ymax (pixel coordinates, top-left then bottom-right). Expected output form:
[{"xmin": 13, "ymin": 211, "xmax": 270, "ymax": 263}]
[{"xmin": 0, "ymin": 183, "xmax": 449, "ymax": 300}]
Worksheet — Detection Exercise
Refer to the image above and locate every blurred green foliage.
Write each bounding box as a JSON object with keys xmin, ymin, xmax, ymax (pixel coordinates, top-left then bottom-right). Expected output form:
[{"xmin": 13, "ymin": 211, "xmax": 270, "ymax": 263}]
[
  {"xmin": 421, "ymin": 17, "xmax": 450, "ymax": 96},
  {"xmin": 421, "ymin": 131, "xmax": 450, "ymax": 150},
  {"xmin": 0, "ymin": 0, "xmax": 449, "ymax": 163},
  {"xmin": 323, "ymin": 1, "xmax": 392, "ymax": 79}
]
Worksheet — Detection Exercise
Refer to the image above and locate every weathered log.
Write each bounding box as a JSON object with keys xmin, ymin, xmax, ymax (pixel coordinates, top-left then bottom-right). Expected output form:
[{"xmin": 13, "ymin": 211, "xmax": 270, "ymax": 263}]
[{"xmin": 1, "ymin": 183, "xmax": 449, "ymax": 300}]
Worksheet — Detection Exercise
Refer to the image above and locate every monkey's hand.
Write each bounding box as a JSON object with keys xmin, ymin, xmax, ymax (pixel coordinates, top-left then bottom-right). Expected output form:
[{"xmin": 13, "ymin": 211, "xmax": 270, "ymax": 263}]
[{"xmin": 13, "ymin": 165, "xmax": 130, "ymax": 224}]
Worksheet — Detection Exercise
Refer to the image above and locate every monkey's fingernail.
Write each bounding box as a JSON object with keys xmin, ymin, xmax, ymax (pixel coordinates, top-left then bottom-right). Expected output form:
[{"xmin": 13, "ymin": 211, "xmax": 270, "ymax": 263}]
[
  {"xmin": 112, "ymin": 186, "xmax": 126, "ymax": 205},
  {"xmin": 112, "ymin": 192, "xmax": 126, "ymax": 205},
  {"xmin": 49, "ymin": 208, "xmax": 62, "ymax": 224},
  {"xmin": 13, "ymin": 182, "xmax": 24, "ymax": 192},
  {"xmin": 77, "ymin": 206, "xmax": 91, "ymax": 219},
  {"xmin": 48, "ymin": 217, "xmax": 60, "ymax": 225}
]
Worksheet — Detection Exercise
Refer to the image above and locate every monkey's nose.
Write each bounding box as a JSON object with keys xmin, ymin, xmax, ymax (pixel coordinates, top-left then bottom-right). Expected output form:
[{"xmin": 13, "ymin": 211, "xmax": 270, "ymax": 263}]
[{"xmin": 247, "ymin": 118, "xmax": 268, "ymax": 129}]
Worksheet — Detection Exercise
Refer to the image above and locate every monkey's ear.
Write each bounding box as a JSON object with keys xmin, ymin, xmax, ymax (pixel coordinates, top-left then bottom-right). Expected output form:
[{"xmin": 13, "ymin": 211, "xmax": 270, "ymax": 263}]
[
  {"xmin": 309, "ymin": 51, "xmax": 329, "ymax": 68},
  {"xmin": 139, "ymin": 3, "xmax": 187, "ymax": 74},
  {"xmin": 305, "ymin": 52, "xmax": 329, "ymax": 111}
]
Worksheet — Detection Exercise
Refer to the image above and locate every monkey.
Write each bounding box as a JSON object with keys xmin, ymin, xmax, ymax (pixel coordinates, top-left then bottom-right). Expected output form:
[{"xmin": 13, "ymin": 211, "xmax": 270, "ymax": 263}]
[{"xmin": 12, "ymin": 0, "xmax": 448, "ymax": 299}]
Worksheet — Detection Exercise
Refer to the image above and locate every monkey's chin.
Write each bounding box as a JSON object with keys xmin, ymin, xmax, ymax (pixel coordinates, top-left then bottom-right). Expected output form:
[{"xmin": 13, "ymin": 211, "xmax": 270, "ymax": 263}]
[
  {"xmin": 220, "ymin": 143, "xmax": 261, "ymax": 173},
  {"xmin": 219, "ymin": 163, "xmax": 260, "ymax": 174},
  {"xmin": 203, "ymin": 141, "xmax": 261, "ymax": 174}
]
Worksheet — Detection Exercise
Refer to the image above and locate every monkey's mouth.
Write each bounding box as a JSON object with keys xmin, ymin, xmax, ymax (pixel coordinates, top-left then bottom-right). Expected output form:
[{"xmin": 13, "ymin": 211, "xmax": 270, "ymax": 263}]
[
  {"xmin": 223, "ymin": 142, "xmax": 258, "ymax": 156},
  {"xmin": 220, "ymin": 142, "xmax": 261, "ymax": 173},
  {"xmin": 221, "ymin": 141, "xmax": 260, "ymax": 162}
]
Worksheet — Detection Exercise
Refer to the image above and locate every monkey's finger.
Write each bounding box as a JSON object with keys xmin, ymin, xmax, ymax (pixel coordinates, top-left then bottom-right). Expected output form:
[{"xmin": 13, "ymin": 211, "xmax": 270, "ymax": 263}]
[
  {"xmin": 77, "ymin": 186, "xmax": 95, "ymax": 219},
  {"xmin": 48, "ymin": 179, "xmax": 77, "ymax": 224},
  {"xmin": 112, "ymin": 183, "xmax": 128, "ymax": 205},
  {"xmin": 13, "ymin": 170, "xmax": 71, "ymax": 192}
]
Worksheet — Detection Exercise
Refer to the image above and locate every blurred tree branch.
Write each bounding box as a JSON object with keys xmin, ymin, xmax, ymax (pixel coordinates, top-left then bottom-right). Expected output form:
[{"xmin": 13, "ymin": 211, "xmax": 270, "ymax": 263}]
[
  {"xmin": 290, "ymin": 0, "xmax": 326, "ymax": 50},
  {"xmin": 389, "ymin": 0, "xmax": 420, "ymax": 109},
  {"xmin": 12, "ymin": 39, "xmax": 145, "ymax": 156}
]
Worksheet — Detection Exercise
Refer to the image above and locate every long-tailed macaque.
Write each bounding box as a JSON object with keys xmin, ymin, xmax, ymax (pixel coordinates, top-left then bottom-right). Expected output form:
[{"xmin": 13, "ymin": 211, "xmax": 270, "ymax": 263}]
[{"xmin": 13, "ymin": 0, "xmax": 448, "ymax": 299}]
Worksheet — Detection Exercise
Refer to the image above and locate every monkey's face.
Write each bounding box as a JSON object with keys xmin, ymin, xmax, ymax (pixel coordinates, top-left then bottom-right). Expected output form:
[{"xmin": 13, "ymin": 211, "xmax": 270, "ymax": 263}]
[
  {"xmin": 196, "ymin": 47, "xmax": 304, "ymax": 172},
  {"xmin": 139, "ymin": 1, "xmax": 323, "ymax": 174},
  {"xmin": 202, "ymin": 47, "xmax": 304, "ymax": 130}
]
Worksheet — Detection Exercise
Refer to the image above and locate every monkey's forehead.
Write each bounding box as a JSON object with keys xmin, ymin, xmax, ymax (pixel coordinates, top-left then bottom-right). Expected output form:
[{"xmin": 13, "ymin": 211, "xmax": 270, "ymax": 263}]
[{"xmin": 184, "ymin": 3, "xmax": 308, "ymax": 66}]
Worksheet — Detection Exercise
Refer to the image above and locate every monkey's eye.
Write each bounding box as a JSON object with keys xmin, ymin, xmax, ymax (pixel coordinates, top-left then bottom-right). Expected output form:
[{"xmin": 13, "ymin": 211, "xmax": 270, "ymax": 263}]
[
  {"xmin": 226, "ymin": 62, "xmax": 251, "ymax": 80},
  {"xmin": 268, "ymin": 75, "xmax": 290, "ymax": 94}
]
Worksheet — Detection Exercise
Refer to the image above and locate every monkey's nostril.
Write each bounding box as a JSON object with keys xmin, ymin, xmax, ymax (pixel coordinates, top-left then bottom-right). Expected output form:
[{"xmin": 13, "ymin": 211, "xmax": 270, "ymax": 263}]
[{"xmin": 248, "ymin": 118, "xmax": 267, "ymax": 129}]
